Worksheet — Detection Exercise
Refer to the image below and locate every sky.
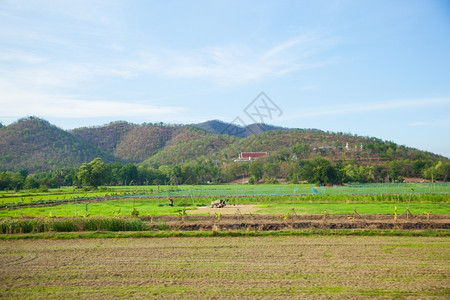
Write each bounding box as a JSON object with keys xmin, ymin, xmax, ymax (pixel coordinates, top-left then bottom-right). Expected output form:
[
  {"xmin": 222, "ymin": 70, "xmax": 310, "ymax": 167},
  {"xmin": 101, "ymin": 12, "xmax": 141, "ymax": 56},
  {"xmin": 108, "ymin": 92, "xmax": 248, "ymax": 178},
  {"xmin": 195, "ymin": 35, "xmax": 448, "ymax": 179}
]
[{"xmin": 0, "ymin": 0, "xmax": 449, "ymax": 157}]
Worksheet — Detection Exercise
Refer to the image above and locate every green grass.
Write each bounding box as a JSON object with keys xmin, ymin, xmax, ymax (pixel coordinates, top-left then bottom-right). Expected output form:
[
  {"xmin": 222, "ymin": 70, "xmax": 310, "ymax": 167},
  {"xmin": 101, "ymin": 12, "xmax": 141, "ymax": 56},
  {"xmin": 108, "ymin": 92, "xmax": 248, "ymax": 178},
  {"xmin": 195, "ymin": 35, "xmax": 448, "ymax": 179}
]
[
  {"xmin": 253, "ymin": 203, "xmax": 449, "ymax": 215},
  {"xmin": 0, "ymin": 197, "xmax": 447, "ymax": 218},
  {"xmin": 0, "ymin": 199, "xmax": 202, "ymax": 218}
]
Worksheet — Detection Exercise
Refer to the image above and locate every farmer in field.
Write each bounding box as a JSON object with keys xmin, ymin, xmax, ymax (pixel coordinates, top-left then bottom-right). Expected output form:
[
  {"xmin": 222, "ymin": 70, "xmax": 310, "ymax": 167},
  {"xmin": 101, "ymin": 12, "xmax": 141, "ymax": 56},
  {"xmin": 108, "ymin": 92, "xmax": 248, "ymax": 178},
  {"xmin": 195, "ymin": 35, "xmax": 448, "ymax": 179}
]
[{"xmin": 169, "ymin": 198, "xmax": 173, "ymax": 206}]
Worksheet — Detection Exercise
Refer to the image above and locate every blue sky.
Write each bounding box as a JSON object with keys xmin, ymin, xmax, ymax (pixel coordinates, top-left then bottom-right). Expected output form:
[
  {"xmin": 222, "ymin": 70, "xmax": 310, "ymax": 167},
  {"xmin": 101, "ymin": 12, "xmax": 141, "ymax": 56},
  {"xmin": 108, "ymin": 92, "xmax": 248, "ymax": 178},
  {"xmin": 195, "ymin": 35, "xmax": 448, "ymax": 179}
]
[{"xmin": 0, "ymin": 0, "xmax": 449, "ymax": 157}]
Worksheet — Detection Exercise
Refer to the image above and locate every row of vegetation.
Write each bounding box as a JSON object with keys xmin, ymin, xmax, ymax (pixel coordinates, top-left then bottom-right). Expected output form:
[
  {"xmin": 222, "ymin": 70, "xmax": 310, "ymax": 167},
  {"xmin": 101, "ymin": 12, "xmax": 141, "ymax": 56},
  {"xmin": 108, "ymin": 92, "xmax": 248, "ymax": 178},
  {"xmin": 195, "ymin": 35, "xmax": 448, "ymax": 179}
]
[
  {"xmin": 0, "ymin": 217, "xmax": 145, "ymax": 234},
  {"xmin": 0, "ymin": 155, "xmax": 448, "ymax": 191}
]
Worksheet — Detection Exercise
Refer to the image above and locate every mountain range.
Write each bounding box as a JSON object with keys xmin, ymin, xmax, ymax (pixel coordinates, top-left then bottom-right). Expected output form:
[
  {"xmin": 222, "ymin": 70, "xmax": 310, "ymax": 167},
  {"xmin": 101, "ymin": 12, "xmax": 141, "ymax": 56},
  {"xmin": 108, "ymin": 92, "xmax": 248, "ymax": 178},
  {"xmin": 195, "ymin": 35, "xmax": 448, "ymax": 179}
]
[{"xmin": 0, "ymin": 117, "xmax": 447, "ymax": 172}]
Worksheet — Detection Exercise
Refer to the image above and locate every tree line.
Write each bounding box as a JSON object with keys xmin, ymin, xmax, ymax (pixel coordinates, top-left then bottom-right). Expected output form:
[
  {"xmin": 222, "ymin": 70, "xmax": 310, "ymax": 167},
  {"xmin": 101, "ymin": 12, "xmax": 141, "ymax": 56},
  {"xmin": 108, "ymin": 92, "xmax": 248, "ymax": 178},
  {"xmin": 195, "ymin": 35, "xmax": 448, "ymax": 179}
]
[{"xmin": 0, "ymin": 154, "xmax": 448, "ymax": 191}]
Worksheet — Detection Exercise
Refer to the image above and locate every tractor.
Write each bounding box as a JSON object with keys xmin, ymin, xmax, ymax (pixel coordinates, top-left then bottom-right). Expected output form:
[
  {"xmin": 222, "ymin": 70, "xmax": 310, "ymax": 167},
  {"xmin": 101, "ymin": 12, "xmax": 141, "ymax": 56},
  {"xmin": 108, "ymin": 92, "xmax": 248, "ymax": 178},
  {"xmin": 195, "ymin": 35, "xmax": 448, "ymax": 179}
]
[{"xmin": 210, "ymin": 199, "xmax": 227, "ymax": 208}]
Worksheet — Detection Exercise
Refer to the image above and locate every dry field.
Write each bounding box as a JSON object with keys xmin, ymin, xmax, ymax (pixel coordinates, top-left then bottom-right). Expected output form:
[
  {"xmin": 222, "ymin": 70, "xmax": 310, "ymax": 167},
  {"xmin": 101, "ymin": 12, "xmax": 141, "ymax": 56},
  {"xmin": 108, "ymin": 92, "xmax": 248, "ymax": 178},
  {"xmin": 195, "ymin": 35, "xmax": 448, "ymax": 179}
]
[{"xmin": 0, "ymin": 236, "xmax": 449, "ymax": 299}]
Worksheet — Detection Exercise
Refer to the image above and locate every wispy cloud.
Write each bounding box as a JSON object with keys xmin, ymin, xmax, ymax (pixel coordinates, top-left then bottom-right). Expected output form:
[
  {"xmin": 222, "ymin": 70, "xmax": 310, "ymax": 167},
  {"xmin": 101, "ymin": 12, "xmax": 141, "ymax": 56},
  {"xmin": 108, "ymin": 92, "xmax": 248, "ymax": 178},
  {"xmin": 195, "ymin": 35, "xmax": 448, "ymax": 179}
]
[
  {"xmin": 410, "ymin": 119, "xmax": 450, "ymax": 127},
  {"xmin": 0, "ymin": 49, "xmax": 47, "ymax": 63},
  {"xmin": 0, "ymin": 87, "xmax": 186, "ymax": 120},
  {"xmin": 130, "ymin": 32, "xmax": 337, "ymax": 86},
  {"xmin": 288, "ymin": 97, "xmax": 450, "ymax": 119},
  {"xmin": 0, "ymin": 31, "xmax": 336, "ymax": 90}
]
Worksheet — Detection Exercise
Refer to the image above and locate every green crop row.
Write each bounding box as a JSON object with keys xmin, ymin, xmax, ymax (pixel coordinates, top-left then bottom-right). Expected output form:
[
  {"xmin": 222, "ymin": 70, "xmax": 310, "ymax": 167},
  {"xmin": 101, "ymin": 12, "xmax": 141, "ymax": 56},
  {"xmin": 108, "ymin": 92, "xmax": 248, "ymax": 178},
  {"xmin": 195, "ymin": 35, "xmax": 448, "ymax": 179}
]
[
  {"xmin": 1, "ymin": 183, "xmax": 448, "ymax": 206},
  {"xmin": 0, "ymin": 217, "xmax": 144, "ymax": 234},
  {"xmin": 222, "ymin": 194, "xmax": 449, "ymax": 204}
]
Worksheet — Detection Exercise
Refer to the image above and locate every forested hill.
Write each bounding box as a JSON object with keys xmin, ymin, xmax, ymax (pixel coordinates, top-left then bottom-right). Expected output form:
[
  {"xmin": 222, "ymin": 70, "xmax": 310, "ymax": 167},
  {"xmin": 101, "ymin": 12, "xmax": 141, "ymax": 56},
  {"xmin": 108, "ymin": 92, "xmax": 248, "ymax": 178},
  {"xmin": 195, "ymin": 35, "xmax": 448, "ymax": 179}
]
[
  {"xmin": 0, "ymin": 117, "xmax": 448, "ymax": 173},
  {"xmin": 72, "ymin": 122, "xmax": 230, "ymax": 164},
  {"xmin": 0, "ymin": 117, "xmax": 115, "ymax": 172},
  {"xmin": 193, "ymin": 120, "xmax": 287, "ymax": 137}
]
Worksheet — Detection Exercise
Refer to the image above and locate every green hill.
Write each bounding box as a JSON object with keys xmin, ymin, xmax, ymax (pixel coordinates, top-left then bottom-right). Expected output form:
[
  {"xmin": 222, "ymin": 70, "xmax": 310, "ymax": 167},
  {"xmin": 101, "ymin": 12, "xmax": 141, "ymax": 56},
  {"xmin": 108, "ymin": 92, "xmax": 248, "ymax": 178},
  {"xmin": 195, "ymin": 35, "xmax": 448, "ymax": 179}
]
[
  {"xmin": 141, "ymin": 132, "xmax": 237, "ymax": 167},
  {"xmin": 193, "ymin": 119, "xmax": 286, "ymax": 137},
  {"xmin": 71, "ymin": 122, "xmax": 184, "ymax": 163},
  {"xmin": 0, "ymin": 117, "xmax": 115, "ymax": 172},
  {"xmin": 0, "ymin": 117, "xmax": 447, "ymax": 179}
]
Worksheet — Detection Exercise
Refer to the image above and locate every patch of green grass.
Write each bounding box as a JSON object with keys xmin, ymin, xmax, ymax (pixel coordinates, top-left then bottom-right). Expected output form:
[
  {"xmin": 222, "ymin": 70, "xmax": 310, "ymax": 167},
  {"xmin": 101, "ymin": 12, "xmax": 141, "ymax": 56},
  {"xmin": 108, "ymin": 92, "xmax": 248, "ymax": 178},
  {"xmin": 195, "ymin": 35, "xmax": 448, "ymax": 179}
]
[
  {"xmin": 0, "ymin": 199, "xmax": 198, "ymax": 218},
  {"xmin": 254, "ymin": 203, "xmax": 449, "ymax": 215},
  {"xmin": 0, "ymin": 197, "xmax": 448, "ymax": 218}
]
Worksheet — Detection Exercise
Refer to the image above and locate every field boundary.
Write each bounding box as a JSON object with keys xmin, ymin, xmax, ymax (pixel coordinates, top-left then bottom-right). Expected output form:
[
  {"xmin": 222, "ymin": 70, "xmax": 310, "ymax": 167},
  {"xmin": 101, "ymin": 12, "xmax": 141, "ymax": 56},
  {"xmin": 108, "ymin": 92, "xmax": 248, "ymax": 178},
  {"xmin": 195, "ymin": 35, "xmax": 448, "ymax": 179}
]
[{"xmin": 0, "ymin": 228, "xmax": 449, "ymax": 240}]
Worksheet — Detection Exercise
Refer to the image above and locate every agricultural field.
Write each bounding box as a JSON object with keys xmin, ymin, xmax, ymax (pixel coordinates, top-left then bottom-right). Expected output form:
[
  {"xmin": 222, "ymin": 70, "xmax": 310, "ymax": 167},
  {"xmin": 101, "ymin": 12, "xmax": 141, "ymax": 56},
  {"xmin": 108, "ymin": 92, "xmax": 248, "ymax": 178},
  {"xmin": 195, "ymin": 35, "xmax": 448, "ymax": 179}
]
[
  {"xmin": 0, "ymin": 183, "xmax": 448, "ymax": 218},
  {"xmin": 1, "ymin": 183, "xmax": 448, "ymax": 206},
  {"xmin": 0, "ymin": 183, "xmax": 449, "ymax": 299},
  {"xmin": 0, "ymin": 236, "xmax": 449, "ymax": 298},
  {"xmin": 0, "ymin": 198, "xmax": 449, "ymax": 218}
]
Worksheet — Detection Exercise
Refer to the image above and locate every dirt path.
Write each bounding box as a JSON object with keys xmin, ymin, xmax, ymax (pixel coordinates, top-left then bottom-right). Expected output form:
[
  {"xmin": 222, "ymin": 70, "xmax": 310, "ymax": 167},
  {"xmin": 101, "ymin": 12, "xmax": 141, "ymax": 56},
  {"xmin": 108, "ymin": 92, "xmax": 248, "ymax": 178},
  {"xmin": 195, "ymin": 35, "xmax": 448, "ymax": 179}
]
[{"xmin": 188, "ymin": 204, "xmax": 257, "ymax": 215}]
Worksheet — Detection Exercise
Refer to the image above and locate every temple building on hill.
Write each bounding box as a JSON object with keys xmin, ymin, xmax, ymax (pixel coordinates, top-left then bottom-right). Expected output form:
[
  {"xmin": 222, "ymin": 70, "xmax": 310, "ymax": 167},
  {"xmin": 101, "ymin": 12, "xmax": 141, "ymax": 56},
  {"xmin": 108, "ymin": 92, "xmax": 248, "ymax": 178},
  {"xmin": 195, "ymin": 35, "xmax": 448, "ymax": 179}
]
[{"xmin": 234, "ymin": 152, "xmax": 268, "ymax": 162}]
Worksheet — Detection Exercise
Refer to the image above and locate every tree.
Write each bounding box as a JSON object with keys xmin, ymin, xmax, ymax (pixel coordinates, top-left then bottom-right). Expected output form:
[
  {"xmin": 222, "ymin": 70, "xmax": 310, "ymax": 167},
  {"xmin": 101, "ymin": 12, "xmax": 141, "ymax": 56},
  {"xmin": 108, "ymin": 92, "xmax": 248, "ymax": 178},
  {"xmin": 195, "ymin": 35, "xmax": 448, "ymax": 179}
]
[
  {"xmin": 299, "ymin": 156, "xmax": 339, "ymax": 185},
  {"xmin": 423, "ymin": 161, "xmax": 450, "ymax": 181},
  {"xmin": 292, "ymin": 144, "xmax": 310, "ymax": 158},
  {"xmin": 24, "ymin": 176, "xmax": 40, "ymax": 190},
  {"xmin": 412, "ymin": 160, "xmax": 427, "ymax": 176},
  {"xmin": 249, "ymin": 160, "xmax": 264, "ymax": 183},
  {"xmin": 121, "ymin": 163, "xmax": 138, "ymax": 185},
  {"xmin": 276, "ymin": 147, "xmax": 290, "ymax": 162},
  {"xmin": 389, "ymin": 167, "xmax": 399, "ymax": 182},
  {"xmin": 77, "ymin": 158, "xmax": 108, "ymax": 188}
]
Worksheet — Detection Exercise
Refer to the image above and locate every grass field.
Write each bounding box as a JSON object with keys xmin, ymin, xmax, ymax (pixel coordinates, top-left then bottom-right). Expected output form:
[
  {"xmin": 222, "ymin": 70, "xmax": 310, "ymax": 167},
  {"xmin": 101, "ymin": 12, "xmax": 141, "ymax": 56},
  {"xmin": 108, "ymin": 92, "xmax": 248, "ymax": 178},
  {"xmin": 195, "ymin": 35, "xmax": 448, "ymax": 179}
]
[
  {"xmin": 0, "ymin": 236, "xmax": 448, "ymax": 298},
  {"xmin": 0, "ymin": 197, "xmax": 448, "ymax": 218}
]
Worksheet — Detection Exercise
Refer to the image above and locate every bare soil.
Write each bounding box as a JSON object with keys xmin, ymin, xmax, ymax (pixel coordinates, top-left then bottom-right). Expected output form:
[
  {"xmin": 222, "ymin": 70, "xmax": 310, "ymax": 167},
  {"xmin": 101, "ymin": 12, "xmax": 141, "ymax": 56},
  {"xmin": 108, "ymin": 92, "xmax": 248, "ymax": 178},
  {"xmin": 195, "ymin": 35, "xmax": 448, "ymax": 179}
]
[
  {"xmin": 190, "ymin": 204, "xmax": 257, "ymax": 214},
  {"xmin": 143, "ymin": 213, "xmax": 450, "ymax": 231},
  {"xmin": 0, "ymin": 236, "xmax": 448, "ymax": 298}
]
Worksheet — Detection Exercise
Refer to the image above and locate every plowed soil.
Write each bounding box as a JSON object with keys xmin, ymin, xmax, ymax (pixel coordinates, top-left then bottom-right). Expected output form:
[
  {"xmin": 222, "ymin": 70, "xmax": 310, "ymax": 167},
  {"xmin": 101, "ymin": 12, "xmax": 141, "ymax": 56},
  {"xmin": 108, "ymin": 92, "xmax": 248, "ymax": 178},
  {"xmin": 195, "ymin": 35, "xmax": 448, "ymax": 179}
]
[
  {"xmin": 0, "ymin": 236, "xmax": 448, "ymax": 298},
  {"xmin": 143, "ymin": 213, "xmax": 450, "ymax": 231}
]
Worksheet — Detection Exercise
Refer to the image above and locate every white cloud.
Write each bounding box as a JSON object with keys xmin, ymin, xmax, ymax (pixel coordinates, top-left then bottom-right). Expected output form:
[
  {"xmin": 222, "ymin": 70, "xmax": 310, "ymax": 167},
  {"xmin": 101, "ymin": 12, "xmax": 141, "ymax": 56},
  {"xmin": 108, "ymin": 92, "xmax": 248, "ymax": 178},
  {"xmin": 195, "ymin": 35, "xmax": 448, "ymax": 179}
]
[
  {"xmin": 0, "ymin": 49, "xmax": 47, "ymax": 63},
  {"xmin": 0, "ymin": 86, "xmax": 186, "ymax": 120},
  {"xmin": 287, "ymin": 97, "xmax": 450, "ymax": 119},
  {"xmin": 410, "ymin": 119, "xmax": 450, "ymax": 127},
  {"xmin": 0, "ymin": 26, "xmax": 336, "ymax": 95},
  {"xmin": 130, "ymin": 32, "xmax": 336, "ymax": 86},
  {"xmin": 0, "ymin": 60, "xmax": 135, "ymax": 90}
]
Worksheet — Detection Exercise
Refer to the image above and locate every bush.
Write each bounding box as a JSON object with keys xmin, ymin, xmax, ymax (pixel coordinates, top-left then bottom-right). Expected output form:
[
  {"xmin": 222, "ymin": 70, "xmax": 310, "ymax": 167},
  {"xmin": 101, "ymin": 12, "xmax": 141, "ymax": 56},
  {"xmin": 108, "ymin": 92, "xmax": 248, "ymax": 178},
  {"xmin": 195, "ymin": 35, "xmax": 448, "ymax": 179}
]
[
  {"xmin": 265, "ymin": 177, "xmax": 279, "ymax": 184},
  {"xmin": 248, "ymin": 175, "xmax": 257, "ymax": 184}
]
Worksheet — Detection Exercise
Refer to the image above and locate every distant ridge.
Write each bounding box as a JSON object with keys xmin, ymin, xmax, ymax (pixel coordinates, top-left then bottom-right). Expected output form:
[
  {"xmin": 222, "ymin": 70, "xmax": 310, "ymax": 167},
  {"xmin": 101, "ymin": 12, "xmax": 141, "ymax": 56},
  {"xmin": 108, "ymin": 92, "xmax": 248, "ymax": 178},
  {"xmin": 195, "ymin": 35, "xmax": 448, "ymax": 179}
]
[{"xmin": 193, "ymin": 119, "xmax": 287, "ymax": 138}]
